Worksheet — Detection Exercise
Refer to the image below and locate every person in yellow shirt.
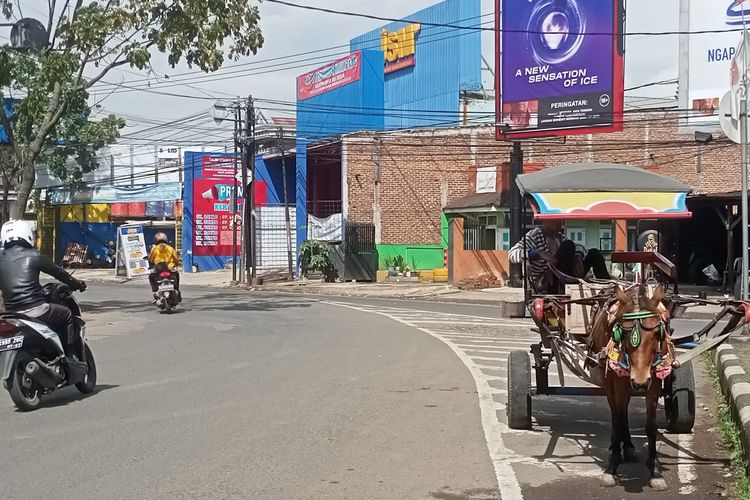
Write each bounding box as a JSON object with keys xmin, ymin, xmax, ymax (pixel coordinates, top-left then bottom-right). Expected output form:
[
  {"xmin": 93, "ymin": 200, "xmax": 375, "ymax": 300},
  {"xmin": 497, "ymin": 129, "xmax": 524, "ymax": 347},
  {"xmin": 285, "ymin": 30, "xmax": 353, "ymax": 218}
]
[{"xmin": 148, "ymin": 232, "xmax": 181, "ymax": 302}]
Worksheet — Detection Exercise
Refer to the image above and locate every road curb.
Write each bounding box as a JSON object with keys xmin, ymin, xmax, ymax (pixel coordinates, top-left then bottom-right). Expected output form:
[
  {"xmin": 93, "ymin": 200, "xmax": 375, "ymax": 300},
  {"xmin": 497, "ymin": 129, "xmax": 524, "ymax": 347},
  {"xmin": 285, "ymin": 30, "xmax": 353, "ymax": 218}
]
[{"xmin": 714, "ymin": 344, "xmax": 750, "ymax": 472}]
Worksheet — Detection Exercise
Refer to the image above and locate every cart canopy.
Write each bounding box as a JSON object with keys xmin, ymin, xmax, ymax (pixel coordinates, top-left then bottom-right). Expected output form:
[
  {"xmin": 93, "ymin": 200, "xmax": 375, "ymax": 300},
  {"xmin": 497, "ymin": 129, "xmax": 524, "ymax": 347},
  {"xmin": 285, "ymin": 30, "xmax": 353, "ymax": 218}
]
[{"xmin": 516, "ymin": 163, "xmax": 692, "ymax": 220}]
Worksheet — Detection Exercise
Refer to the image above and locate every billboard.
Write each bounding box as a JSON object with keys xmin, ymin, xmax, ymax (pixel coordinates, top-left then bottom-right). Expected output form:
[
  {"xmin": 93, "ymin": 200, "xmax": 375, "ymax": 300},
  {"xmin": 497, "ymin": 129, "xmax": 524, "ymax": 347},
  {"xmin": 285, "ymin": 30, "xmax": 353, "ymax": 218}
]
[
  {"xmin": 297, "ymin": 52, "xmax": 362, "ymax": 101},
  {"xmin": 192, "ymin": 179, "xmax": 243, "ymax": 258},
  {"xmin": 496, "ymin": 0, "xmax": 624, "ymax": 139},
  {"xmin": 679, "ymin": 0, "xmax": 745, "ymax": 129}
]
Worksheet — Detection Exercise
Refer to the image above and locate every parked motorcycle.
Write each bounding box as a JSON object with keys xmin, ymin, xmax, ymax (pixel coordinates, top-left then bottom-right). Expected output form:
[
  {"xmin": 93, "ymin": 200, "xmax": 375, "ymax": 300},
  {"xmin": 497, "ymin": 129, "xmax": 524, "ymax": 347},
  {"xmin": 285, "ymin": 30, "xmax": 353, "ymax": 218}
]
[
  {"xmin": 0, "ymin": 282, "xmax": 96, "ymax": 411},
  {"xmin": 154, "ymin": 269, "xmax": 181, "ymax": 313}
]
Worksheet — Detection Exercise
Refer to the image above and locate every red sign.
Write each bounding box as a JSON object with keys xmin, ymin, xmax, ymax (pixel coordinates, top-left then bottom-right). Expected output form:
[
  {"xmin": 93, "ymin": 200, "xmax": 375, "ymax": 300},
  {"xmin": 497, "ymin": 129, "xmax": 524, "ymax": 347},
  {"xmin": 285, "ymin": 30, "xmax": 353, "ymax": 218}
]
[
  {"xmin": 193, "ymin": 179, "xmax": 243, "ymax": 257},
  {"xmin": 297, "ymin": 52, "xmax": 362, "ymax": 101},
  {"xmin": 202, "ymin": 155, "xmax": 237, "ymax": 179}
]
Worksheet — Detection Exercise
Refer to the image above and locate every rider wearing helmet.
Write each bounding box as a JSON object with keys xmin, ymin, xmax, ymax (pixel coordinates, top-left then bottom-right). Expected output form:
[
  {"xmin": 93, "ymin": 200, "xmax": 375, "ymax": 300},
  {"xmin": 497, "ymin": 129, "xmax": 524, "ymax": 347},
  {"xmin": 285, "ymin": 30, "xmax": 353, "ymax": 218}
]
[
  {"xmin": 148, "ymin": 232, "xmax": 181, "ymax": 302},
  {"xmin": 0, "ymin": 220, "xmax": 86, "ymax": 361}
]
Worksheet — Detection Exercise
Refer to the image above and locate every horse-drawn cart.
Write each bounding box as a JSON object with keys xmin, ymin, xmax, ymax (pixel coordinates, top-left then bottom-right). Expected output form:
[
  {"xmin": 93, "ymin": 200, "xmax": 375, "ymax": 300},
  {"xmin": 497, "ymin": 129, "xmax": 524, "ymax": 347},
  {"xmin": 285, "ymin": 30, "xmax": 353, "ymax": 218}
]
[{"xmin": 506, "ymin": 164, "xmax": 750, "ymax": 439}]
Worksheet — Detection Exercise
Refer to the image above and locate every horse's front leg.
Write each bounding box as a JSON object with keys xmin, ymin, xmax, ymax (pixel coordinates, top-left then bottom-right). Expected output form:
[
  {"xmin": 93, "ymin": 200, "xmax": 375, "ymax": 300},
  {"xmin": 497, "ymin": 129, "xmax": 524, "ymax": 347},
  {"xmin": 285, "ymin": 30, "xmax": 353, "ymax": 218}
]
[
  {"xmin": 622, "ymin": 410, "xmax": 638, "ymax": 462},
  {"xmin": 646, "ymin": 382, "xmax": 667, "ymax": 490},
  {"xmin": 602, "ymin": 375, "xmax": 626, "ymax": 486}
]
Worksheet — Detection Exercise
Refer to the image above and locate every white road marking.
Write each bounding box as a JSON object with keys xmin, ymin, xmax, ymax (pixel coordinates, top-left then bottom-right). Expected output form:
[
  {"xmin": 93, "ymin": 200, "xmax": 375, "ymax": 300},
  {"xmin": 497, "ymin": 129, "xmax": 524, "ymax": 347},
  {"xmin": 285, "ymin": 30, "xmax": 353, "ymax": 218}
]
[
  {"xmin": 326, "ymin": 301, "xmax": 525, "ymax": 500},
  {"xmin": 677, "ymin": 433, "xmax": 697, "ymax": 495}
]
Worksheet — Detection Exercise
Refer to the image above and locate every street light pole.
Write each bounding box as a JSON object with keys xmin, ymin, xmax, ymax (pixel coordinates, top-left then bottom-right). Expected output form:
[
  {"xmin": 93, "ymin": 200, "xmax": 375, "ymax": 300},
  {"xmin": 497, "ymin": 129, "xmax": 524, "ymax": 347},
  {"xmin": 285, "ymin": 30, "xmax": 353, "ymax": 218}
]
[{"xmin": 231, "ymin": 105, "xmax": 239, "ymax": 285}]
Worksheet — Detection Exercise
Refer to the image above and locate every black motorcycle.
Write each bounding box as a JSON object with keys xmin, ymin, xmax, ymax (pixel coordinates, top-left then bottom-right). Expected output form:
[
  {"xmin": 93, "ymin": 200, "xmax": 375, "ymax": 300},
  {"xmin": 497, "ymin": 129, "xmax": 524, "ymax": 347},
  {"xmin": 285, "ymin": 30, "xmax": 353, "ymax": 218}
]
[
  {"xmin": 154, "ymin": 269, "xmax": 181, "ymax": 313},
  {"xmin": 0, "ymin": 283, "xmax": 96, "ymax": 411}
]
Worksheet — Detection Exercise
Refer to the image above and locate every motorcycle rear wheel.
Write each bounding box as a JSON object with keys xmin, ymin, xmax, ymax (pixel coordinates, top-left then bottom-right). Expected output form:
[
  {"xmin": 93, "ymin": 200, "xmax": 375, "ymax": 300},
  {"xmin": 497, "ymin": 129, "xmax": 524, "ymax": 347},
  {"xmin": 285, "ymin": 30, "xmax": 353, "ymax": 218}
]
[
  {"xmin": 76, "ymin": 344, "xmax": 97, "ymax": 394},
  {"xmin": 9, "ymin": 352, "xmax": 42, "ymax": 412}
]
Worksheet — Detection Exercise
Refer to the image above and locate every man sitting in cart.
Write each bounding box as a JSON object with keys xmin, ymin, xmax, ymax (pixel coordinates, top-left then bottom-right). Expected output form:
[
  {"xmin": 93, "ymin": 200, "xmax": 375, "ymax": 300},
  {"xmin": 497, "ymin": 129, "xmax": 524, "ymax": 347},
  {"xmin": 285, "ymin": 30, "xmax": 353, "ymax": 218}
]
[{"xmin": 509, "ymin": 220, "xmax": 610, "ymax": 293}]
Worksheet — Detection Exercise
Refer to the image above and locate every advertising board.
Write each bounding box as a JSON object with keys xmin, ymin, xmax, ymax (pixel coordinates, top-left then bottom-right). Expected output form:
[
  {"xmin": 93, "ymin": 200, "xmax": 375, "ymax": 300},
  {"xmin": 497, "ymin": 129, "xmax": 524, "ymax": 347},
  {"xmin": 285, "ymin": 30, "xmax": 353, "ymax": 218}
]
[
  {"xmin": 118, "ymin": 225, "xmax": 149, "ymax": 278},
  {"xmin": 497, "ymin": 0, "xmax": 624, "ymax": 139},
  {"xmin": 192, "ymin": 179, "xmax": 243, "ymax": 257},
  {"xmin": 297, "ymin": 52, "xmax": 362, "ymax": 101},
  {"xmin": 679, "ymin": 0, "xmax": 745, "ymax": 129}
]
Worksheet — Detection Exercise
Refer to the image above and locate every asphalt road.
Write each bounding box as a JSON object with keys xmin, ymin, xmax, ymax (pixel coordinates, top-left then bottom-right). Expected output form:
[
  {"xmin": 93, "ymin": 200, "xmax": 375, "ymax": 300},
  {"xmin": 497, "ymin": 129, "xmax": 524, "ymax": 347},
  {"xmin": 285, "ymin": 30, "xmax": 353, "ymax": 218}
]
[{"xmin": 0, "ymin": 284, "xmax": 734, "ymax": 499}]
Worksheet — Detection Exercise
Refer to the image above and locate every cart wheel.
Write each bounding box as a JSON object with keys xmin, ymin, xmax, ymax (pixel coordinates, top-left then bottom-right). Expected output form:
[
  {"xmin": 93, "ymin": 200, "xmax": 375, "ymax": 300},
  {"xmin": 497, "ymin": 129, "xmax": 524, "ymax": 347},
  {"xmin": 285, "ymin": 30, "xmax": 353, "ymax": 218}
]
[
  {"xmin": 507, "ymin": 350, "xmax": 532, "ymax": 430},
  {"xmin": 665, "ymin": 361, "xmax": 696, "ymax": 434}
]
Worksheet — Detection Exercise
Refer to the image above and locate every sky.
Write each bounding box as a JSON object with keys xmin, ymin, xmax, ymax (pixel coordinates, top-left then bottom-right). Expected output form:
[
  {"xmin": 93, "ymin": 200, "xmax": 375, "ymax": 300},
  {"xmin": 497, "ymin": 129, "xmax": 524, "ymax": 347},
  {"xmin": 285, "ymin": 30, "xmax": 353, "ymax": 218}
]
[
  {"xmin": 1, "ymin": 0, "xmax": 682, "ymax": 167},
  {"xmin": 71, "ymin": 1, "xmax": 682, "ymax": 126}
]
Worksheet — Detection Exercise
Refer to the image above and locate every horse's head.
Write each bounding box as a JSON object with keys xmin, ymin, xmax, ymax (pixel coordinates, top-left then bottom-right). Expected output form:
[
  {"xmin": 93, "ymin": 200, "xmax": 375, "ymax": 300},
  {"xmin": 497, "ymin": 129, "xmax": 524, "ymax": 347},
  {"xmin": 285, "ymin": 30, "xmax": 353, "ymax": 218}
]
[{"xmin": 611, "ymin": 284, "xmax": 670, "ymax": 390}]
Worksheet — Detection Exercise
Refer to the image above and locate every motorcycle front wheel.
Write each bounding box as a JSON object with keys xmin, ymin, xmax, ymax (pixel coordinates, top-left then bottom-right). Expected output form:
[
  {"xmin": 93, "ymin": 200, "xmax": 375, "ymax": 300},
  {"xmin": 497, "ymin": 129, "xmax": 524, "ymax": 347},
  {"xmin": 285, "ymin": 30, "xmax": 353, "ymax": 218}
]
[
  {"xmin": 9, "ymin": 351, "xmax": 42, "ymax": 412},
  {"xmin": 76, "ymin": 344, "xmax": 97, "ymax": 394}
]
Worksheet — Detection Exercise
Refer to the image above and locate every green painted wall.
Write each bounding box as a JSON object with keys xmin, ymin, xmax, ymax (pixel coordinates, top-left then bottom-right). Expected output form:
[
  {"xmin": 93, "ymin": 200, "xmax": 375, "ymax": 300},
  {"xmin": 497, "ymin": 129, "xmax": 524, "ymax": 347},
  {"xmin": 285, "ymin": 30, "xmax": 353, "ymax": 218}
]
[{"xmin": 377, "ymin": 244, "xmax": 445, "ymax": 270}]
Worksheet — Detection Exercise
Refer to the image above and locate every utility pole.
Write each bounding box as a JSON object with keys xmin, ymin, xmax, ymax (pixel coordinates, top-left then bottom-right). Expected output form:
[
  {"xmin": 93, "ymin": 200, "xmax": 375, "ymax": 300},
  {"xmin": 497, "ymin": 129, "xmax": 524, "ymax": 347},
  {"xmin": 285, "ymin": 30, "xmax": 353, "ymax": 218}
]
[
  {"xmin": 231, "ymin": 105, "xmax": 240, "ymax": 285},
  {"xmin": 509, "ymin": 141, "xmax": 524, "ymax": 288},
  {"xmin": 243, "ymin": 96, "xmax": 257, "ymax": 284},
  {"xmin": 742, "ymin": 29, "xmax": 749, "ymax": 301}
]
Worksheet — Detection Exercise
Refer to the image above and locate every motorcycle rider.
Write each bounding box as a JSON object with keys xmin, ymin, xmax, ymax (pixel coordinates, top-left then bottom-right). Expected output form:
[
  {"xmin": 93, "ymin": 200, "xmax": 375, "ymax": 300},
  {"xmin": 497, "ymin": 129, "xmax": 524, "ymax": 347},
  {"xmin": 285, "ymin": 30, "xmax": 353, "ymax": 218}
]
[
  {"xmin": 0, "ymin": 220, "xmax": 86, "ymax": 361},
  {"xmin": 148, "ymin": 232, "xmax": 181, "ymax": 303}
]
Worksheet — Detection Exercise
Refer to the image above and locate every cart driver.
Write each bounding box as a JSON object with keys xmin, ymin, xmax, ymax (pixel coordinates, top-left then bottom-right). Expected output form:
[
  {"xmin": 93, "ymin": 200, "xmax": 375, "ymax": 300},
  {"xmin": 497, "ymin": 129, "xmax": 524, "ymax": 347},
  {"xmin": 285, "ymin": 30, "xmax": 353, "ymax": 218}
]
[{"xmin": 509, "ymin": 220, "xmax": 610, "ymax": 293}]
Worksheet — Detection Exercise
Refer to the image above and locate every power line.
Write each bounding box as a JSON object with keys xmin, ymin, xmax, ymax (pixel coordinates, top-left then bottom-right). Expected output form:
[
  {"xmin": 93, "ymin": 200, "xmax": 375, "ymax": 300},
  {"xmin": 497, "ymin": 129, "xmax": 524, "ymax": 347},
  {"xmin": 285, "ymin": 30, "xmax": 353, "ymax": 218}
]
[{"xmin": 264, "ymin": 0, "xmax": 746, "ymax": 37}]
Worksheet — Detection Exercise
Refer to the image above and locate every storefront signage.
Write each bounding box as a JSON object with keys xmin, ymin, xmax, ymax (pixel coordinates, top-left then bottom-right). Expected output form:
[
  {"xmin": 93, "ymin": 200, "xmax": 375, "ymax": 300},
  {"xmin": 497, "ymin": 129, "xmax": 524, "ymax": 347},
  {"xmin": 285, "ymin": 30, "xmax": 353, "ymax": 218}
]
[
  {"xmin": 118, "ymin": 225, "xmax": 149, "ymax": 279},
  {"xmin": 192, "ymin": 178, "xmax": 243, "ymax": 257},
  {"xmin": 202, "ymin": 155, "xmax": 238, "ymax": 179},
  {"xmin": 47, "ymin": 182, "xmax": 182, "ymax": 205},
  {"xmin": 498, "ymin": 0, "xmax": 624, "ymax": 138},
  {"xmin": 297, "ymin": 52, "xmax": 362, "ymax": 100},
  {"xmin": 381, "ymin": 23, "xmax": 420, "ymax": 74}
]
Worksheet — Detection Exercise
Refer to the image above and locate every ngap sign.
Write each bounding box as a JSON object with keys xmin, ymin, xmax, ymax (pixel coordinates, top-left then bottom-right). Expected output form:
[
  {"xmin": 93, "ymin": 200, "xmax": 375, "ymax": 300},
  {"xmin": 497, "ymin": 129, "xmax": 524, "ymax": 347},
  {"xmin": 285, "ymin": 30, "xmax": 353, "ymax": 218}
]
[{"xmin": 380, "ymin": 23, "xmax": 420, "ymax": 74}]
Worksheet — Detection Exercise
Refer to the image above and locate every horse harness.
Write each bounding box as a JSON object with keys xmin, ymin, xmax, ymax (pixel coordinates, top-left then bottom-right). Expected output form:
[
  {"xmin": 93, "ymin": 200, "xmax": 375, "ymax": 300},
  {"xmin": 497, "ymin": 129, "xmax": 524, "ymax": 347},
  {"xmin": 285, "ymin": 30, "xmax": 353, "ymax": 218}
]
[{"xmin": 605, "ymin": 310, "xmax": 675, "ymax": 380}]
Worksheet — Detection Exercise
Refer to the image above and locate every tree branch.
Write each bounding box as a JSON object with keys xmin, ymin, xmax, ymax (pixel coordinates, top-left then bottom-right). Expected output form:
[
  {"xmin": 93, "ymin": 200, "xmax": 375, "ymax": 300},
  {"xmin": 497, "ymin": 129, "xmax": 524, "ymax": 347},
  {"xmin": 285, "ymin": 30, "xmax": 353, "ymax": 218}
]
[
  {"xmin": 30, "ymin": 82, "xmax": 65, "ymax": 156},
  {"xmin": 81, "ymin": 56, "xmax": 130, "ymax": 90}
]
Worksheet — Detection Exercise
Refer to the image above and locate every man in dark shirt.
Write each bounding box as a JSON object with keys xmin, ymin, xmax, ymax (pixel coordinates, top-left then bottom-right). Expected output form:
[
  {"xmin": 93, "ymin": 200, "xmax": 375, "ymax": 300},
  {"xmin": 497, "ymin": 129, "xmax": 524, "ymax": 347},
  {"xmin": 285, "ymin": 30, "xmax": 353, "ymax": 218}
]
[{"xmin": 0, "ymin": 220, "xmax": 86, "ymax": 358}]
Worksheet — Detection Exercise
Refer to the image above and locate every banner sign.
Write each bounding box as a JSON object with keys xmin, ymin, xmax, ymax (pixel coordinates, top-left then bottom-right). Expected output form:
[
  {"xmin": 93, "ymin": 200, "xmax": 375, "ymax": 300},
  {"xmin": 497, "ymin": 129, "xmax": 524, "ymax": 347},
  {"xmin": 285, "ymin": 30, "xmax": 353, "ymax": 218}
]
[
  {"xmin": 118, "ymin": 225, "xmax": 149, "ymax": 278},
  {"xmin": 680, "ymin": 0, "xmax": 745, "ymax": 128},
  {"xmin": 48, "ymin": 182, "xmax": 182, "ymax": 205},
  {"xmin": 192, "ymin": 179, "xmax": 243, "ymax": 257},
  {"xmin": 202, "ymin": 155, "xmax": 238, "ymax": 179},
  {"xmin": 308, "ymin": 213, "xmax": 344, "ymax": 242},
  {"xmin": 497, "ymin": 0, "xmax": 624, "ymax": 138},
  {"xmin": 297, "ymin": 52, "xmax": 362, "ymax": 101}
]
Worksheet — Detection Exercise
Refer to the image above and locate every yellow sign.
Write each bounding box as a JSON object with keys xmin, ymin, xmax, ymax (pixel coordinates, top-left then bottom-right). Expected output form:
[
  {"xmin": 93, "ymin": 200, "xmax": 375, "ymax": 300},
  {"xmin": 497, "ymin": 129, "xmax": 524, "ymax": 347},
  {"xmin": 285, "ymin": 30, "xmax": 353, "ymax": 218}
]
[{"xmin": 380, "ymin": 23, "xmax": 420, "ymax": 73}]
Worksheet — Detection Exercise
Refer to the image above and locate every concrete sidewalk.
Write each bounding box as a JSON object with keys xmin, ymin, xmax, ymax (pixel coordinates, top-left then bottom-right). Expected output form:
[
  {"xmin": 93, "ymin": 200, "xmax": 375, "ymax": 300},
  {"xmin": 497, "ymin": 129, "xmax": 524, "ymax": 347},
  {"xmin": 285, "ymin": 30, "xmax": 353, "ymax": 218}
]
[{"xmin": 70, "ymin": 267, "xmax": 732, "ymax": 315}]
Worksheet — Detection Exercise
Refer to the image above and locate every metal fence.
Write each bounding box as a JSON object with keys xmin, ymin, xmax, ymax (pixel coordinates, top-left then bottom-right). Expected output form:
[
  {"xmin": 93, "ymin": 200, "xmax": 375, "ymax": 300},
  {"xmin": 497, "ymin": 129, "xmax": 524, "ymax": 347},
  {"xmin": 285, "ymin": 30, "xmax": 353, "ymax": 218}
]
[
  {"xmin": 307, "ymin": 200, "xmax": 343, "ymax": 219},
  {"xmin": 255, "ymin": 204, "xmax": 296, "ymax": 272},
  {"xmin": 463, "ymin": 220, "xmax": 490, "ymax": 251}
]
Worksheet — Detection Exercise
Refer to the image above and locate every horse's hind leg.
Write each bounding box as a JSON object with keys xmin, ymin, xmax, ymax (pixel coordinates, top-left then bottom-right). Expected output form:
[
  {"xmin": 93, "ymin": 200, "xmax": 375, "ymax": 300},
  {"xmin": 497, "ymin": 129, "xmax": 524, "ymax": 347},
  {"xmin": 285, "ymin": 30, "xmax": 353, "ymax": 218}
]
[
  {"xmin": 622, "ymin": 411, "xmax": 638, "ymax": 462},
  {"xmin": 646, "ymin": 385, "xmax": 667, "ymax": 490}
]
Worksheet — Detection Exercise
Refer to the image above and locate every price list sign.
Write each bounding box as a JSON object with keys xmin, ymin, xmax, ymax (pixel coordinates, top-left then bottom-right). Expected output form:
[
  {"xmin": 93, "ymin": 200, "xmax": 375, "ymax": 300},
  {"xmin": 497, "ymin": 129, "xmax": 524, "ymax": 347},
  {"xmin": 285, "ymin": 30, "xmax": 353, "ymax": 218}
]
[{"xmin": 193, "ymin": 178, "xmax": 243, "ymax": 257}]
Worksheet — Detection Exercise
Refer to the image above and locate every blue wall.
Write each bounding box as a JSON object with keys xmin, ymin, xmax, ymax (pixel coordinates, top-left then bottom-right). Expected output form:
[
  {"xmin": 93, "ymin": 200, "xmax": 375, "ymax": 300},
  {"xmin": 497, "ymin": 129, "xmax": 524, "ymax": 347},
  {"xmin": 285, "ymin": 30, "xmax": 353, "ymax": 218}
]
[
  {"xmin": 350, "ymin": 0, "xmax": 482, "ymax": 130},
  {"xmin": 255, "ymin": 155, "xmax": 296, "ymax": 205}
]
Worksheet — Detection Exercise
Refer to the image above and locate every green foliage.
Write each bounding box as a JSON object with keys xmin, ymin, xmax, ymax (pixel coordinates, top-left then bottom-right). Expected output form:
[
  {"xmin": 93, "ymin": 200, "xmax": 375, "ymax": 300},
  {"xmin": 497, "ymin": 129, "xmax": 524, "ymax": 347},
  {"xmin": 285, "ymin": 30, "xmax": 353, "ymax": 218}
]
[
  {"xmin": 706, "ymin": 354, "xmax": 750, "ymax": 499},
  {"xmin": 392, "ymin": 254, "xmax": 407, "ymax": 272},
  {"xmin": 299, "ymin": 240, "xmax": 334, "ymax": 278},
  {"xmin": 0, "ymin": 0, "xmax": 264, "ymax": 218}
]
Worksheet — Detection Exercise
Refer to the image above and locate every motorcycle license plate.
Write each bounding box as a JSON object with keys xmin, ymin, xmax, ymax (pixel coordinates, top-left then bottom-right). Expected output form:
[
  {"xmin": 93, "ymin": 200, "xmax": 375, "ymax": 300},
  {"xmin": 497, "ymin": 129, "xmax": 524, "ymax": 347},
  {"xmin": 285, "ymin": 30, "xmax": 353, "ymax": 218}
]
[
  {"xmin": 159, "ymin": 284, "xmax": 174, "ymax": 291},
  {"xmin": 0, "ymin": 336, "xmax": 23, "ymax": 352}
]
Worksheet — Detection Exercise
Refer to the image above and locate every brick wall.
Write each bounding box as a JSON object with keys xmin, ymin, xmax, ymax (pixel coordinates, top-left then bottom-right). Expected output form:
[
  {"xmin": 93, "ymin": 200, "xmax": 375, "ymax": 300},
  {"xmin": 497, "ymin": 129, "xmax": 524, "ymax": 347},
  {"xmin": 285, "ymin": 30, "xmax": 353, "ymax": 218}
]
[{"xmin": 343, "ymin": 115, "xmax": 738, "ymax": 246}]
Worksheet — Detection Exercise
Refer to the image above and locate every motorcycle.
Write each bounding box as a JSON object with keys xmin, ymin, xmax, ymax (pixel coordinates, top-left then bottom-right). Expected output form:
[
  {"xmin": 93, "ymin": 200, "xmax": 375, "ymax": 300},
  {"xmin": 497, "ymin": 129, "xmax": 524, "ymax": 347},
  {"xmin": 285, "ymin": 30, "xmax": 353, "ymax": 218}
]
[
  {"xmin": 154, "ymin": 268, "xmax": 181, "ymax": 313},
  {"xmin": 0, "ymin": 283, "xmax": 95, "ymax": 411}
]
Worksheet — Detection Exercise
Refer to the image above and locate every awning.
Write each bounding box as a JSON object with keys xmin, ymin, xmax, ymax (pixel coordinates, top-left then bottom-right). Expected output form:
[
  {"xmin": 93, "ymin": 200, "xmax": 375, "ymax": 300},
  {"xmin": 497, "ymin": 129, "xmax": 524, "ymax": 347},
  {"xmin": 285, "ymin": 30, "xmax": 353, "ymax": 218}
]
[
  {"xmin": 516, "ymin": 163, "xmax": 692, "ymax": 220},
  {"xmin": 443, "ymin": 191, "xmax": 509, "ymax": 214},
  {"xmin": 47, "ymin": 182, "xmax": 182, "ymax": 206}
]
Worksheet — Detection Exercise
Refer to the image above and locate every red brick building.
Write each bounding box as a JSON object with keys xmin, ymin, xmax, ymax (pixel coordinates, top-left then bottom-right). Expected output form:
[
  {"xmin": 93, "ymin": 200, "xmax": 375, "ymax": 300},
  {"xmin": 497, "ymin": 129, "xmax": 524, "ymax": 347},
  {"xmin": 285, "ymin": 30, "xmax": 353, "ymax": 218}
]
[{"xmin": 340, "ymin": 109, "xmax": 739, "ymax": 282}]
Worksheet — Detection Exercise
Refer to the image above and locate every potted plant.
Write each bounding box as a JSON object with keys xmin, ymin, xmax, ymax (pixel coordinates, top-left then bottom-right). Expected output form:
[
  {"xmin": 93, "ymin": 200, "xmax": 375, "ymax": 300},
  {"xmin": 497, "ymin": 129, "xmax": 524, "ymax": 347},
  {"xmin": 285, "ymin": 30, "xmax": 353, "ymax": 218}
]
[
  {"xmin": 385, "ymin": 256, "xmax": 398, "ymax": 277},
  {"xmin": 392, "ymin": 255, "xmax": 407, "ymax": 276},
  {"xmin": 299, "ymin": 239, "xmax": 333, "ymax": 280}
]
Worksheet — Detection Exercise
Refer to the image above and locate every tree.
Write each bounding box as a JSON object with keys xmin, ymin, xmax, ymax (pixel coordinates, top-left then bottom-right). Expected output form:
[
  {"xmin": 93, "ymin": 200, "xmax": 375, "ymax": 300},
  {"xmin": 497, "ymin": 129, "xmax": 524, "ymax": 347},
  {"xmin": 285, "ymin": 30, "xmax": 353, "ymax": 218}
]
[{"xmin": 0, "ymin": 0, "xmax": 264, "ymax": 219}]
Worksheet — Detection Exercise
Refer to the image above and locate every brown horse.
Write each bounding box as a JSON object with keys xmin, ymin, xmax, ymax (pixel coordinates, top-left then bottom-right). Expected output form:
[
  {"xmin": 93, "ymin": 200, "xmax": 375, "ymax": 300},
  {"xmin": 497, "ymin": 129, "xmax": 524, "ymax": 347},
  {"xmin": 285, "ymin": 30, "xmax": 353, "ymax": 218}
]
[{"xmin": 589, "ymin": 283, "xmax": 673, "ymax": 489}]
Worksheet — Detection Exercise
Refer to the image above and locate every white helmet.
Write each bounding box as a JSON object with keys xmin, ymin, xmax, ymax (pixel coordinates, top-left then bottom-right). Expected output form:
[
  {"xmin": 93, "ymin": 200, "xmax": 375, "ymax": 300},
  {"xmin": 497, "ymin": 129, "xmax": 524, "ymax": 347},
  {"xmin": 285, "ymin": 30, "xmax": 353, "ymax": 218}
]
[{"xmin": 1, "ymin": 220, "xmax": 35, "ymax": 248}]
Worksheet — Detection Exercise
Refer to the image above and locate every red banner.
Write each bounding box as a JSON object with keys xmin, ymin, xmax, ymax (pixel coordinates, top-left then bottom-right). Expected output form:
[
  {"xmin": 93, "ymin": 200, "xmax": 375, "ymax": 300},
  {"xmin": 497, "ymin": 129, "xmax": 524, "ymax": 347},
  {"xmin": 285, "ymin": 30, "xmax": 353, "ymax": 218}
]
[
  {"xmin": 297, "ymin": 52, "xmax": 361, "ymax": 101},
  {"xmin": 202, "ymin": 155, "xmax": 237, "ymax": 179},
  {"xmin": 193, "ymin": 179, "xmax": 243, "ymax": 257}
]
